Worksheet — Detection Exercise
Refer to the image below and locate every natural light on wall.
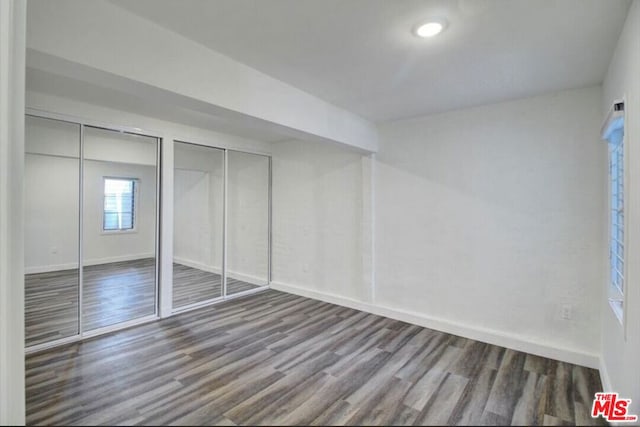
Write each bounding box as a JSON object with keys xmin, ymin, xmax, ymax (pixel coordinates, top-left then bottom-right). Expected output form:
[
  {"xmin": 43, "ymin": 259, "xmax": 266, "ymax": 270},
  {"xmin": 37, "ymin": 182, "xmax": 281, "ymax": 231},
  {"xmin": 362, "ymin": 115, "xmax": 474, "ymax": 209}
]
[{"xmin": 602, "ymin": 101, "xmax": 625, "ymax": 325}]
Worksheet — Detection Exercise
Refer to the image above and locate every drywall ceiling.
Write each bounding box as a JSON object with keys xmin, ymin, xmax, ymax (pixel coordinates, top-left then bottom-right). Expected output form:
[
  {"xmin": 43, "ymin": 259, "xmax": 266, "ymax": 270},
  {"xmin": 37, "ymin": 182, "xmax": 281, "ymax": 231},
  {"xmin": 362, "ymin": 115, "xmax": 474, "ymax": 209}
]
[
  {"xmin": 26, "ymin": 67, "xmax": 290, "ymax": 143},
  {"xmin": 109, "ymin": 0, "xmax": 631, "ymax": 122}
]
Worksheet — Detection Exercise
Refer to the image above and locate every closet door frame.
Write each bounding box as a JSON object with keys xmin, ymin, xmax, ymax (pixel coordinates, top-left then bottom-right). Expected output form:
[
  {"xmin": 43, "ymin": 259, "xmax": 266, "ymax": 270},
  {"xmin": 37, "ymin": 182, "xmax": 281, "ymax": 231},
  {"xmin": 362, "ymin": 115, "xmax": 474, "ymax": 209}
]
[
  {"xmin": 25, "ymin": 108, "xmax": 162, "ymax": 354},
  {"xmin": 24, "ymin": 109, "xmax": 273, "ymax": 352},
  {"xmin": 170, "ymin": 141, "xmax": 226, "ymax": 313},
  {"xmin": 170, "ymin": 142, "xmax": 272, "ymax": 315}
]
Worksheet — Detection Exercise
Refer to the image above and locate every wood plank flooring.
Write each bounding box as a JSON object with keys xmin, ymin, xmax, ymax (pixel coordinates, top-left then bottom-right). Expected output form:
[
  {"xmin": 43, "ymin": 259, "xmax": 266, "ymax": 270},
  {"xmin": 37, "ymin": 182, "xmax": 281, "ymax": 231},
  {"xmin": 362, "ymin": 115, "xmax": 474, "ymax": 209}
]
[
  {"xmin": 26, "ymin": 290, "xmax": 606, "ymax": 426},
  {"xmin": 25, "ymin": 260, "xmax": 258, "ymax": 347},
  {"xmin": 82, "ymin": 258, "xmax": 156, "ymax": 330},
  {"xmin": 25, "ymin": 259, "xmax": 156, "ymax": 347},
  {"xmin": 173, "ymin": 263, "xmax": 259, "ymax": 308}
]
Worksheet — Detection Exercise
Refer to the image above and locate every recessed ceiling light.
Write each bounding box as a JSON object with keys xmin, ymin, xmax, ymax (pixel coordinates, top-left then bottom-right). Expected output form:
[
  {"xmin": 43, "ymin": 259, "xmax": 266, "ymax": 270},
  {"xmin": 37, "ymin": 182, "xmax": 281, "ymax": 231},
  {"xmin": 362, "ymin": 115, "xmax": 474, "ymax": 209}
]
[{"xmin": 414, "ymin": 19, "xmax": 447, "ymax": 38}]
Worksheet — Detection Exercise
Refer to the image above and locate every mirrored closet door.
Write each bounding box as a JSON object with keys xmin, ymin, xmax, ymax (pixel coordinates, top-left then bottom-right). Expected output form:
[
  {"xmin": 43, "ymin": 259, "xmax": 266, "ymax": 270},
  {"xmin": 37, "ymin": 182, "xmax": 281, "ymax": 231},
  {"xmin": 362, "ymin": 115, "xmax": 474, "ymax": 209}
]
[
  {"xmin": 173, "ymin": 142, "xmax": 224, "ymax": 309},
  {"xmin": 225, "ymin": 150, "xmax": 270, "ymax": 296},
  {"xmin": 82, "ymin": 126, "xmax": 159, "ymax": 332},
  {"xmin": 24, "ymin": 114, "xmax": 160, "ymax": 349},
  {"xmin": 24, "ymin": 116, "xmax": 81, "ymax": 347}
]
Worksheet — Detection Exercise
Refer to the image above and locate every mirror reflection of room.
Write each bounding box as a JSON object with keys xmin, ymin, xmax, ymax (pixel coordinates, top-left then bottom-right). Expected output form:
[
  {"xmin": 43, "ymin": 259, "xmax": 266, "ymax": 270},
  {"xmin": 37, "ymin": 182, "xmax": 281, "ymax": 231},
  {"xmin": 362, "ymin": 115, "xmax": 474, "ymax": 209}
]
[
  {"xmin": 24, "ymin": 117, "xmax": 160, "ymax": 348},
  {"xmin": 24, "ymin": 116, "xmax": 80, "ymax": 347},
  {"xmin": 172, "ymin": 142, "xmax": 224, "ymax": 308},
  {"xmin": 82, "ymin": 126, "xmax": 158, "ymax": 332}
]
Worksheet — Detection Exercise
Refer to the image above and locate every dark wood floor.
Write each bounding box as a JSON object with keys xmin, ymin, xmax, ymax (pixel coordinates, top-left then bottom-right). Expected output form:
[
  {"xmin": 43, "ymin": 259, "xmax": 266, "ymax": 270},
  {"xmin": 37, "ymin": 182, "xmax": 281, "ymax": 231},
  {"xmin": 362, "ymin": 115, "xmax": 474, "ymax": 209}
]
[
  {"xmin": 26, "ymin": 290, "xmax": 606, "ymax": 426},
  {"xmin": 25, "ymin": 258, "xmax": 156, "ymax": 347},
  {"xmin": 173, "ymin": 263, "xmax": 259, "ymax": 308},
  {"xmin": 25, "ymin": 260, "xmax": 259, "ymax": 347}
]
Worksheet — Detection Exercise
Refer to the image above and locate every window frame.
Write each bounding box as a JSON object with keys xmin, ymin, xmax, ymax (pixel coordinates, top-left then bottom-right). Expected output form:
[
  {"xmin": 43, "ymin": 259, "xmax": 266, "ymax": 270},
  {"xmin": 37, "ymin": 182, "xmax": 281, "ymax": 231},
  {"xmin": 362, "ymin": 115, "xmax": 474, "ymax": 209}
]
[
  {"xmin": 101, "ymin": 176, "xmax": 139, "ymax": 234},
  {"xmin": 603, "ymin": 99, "xmax": 626, "ymax": 326}
]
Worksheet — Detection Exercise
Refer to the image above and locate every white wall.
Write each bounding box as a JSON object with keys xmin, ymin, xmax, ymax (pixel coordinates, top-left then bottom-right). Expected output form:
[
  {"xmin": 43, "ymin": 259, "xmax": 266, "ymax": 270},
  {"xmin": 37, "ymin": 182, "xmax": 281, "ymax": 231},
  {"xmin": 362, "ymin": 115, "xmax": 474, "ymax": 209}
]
[
  {"xmin": 375, "ymin": 86, "xmax": 605, "ymax": 366},
  {"xmin": 601, "ymin": 0, "xmax": 640, "ymax": 413},
  {"xmin": 173, "ymin": 143, "xmax": 224, "ymax": 273},
  {"xmin": 173, "ymin": 146, "xmax": 270, "ymax": 286},
  {"xmin": 0, "ymin": 0, "xmax": 26, "ymax": 423},
  {"xmin": 24, "ymin": 115, "xmax": 158, "ymax": 272},
  {"xmin": 272, "ymin": 140, "xmax": 369, "ymax": 301},
  {"xmin": 227, "ymin": 151, "xmax": 270, "ymax": 285},
  {"xmin": 82, "ymin": 160, "xmax": 157, "ymax": 264},
  {"xmin": 272, "ymin": 87, "xmax": 606, "ymax": 368},
  {"xmin": 24, "ymin": 153, "xmax": 79, "ymax": 271}
]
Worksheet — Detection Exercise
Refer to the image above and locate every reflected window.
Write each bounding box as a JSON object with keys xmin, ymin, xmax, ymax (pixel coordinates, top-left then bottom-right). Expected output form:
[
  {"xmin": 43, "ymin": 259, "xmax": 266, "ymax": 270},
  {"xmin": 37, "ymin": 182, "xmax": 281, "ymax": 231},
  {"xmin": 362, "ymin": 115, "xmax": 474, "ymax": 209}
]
[{"xmin": 103, "ymin": 178, "xmax": 137, "ymax": 231}]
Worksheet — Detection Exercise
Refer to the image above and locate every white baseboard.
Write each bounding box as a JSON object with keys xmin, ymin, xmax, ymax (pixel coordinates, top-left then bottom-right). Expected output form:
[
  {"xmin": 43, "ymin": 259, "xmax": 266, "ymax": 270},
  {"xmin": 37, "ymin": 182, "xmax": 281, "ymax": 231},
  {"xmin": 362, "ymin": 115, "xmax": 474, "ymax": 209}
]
[
  {"xmin": 25, "ymin": 253, "xmax": 155, "ymax": 274},
  {"xmin": 173, "ymin": 257, "xmax": 221, "ymax": 275},
  {"xmin": 172, "ymin": 258, "xmax": 266, "ymax": 286},
  {"xmin": 599, "ymin": 357, "xmax": 613, "ymax": 392},
  {"xmin": 227, "ymin": 270, "xmax": 267, "ymax": 286},
  {"xmin": 25, "ymin": 262, "xmax": 78, "ymax": 274},
  {"xmin": 271, "ymin": 280, "xmax": 600, "ymax": 369}
]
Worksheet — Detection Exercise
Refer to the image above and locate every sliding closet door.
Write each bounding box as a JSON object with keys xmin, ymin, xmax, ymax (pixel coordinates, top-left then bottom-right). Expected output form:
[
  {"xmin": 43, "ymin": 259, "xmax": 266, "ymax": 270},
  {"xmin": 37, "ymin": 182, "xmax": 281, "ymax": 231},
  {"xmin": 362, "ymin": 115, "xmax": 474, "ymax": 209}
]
[
  {"xmin": 82, "ymin": 126, "xmax": 159, "ymax": 331},
  {"xmin": 173, "ymin": 142, "xmax": 225, "ymax": 308},
  {"xmin": 225, "ymin": 151, "xmax": 270, "ymax": 296},
  {"xmin": 24, "ymin": 116, "xmax": 81, "ymax": 347}
]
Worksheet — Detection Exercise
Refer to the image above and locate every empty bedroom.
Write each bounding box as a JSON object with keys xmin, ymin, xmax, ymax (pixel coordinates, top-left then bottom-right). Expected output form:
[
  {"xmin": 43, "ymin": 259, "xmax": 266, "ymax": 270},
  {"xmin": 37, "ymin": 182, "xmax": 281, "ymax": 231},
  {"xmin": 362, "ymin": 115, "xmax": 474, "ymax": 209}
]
[{"xmin": 0, "ymin": 0, "xmax": 639, "ymax": 425}]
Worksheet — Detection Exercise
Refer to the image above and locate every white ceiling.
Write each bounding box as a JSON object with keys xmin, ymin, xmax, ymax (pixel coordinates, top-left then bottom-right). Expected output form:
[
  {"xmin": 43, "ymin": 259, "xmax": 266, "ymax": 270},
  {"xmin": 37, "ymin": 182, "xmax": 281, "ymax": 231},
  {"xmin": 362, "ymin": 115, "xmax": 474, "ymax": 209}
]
[
  {"xmin": 26, "ymin": 67, "xmax": 290, "ymax": 143},
  {"xmin": 109, "ymin": 0, "xmax": 631, "ymax": 122}
]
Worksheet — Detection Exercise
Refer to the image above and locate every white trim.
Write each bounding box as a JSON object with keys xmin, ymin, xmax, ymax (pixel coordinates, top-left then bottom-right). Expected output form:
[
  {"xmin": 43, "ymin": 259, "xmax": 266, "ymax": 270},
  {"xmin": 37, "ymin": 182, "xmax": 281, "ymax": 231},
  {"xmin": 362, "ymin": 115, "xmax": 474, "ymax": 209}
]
[
  {"xmin": 268, "ymin": 155, "xmax": 272, "ymax": 284},
  {"xmin": 26, "ymin": 107, "xmax": 163, "ymax": 140},
  {"xmin": 25, "ymin": 262, "xmax": 77, "ymax": 274},
  {"xmin": 25, "ymin": 253, "xmax": 155, "ymax": 274},
  {"xmin": 25, "ymin": 314, "xmax": 160, "ymax": 355},
  {"xmin": 602, "ymin": 96, "xmax": 628, "ymax": 337},
  {"xmin": 173, "ymin": 257, "xmax": 221, "ymax": 275},
  {"xmin": 227, "ymin": 270, "xmax": 268, "ymax": 286},
  {"xmin": 78, "ymin": 123, "xmax": 84, "ymax": 338},
  {"xmin": 224, "ymin": 285, "xmax": 270, "ymax": 300},
  {"xmin": 82, "ymin": 314, "xmax": 157, "ymax": 339},
  {"xmin": 24, "ymin": 334, "xmax": 80, "ymax": 355},
  {"xmin": 101, "ymin": 229, "xmax": 138, "ymax": 235},
  {"xmin": 75, "ymin": 252, "xmax": 155, "ymax": 266},
  {"xmin": 271, "ymin": 281, "xmax": 600, "ymax": 369},
  {"xmin": 608, "ymin": 298, "xmax": 624, "ymax": 325},
  {"xmin": 600, "ymin": 99, "xmax": 624, "ymax": 139},
  {"xmin": 599, "ymin": 357, "xmax": 613, "ymax": 392},
  {"xmin": 222, "ymin": 149, "xmax": 228, "ymax": 296},
  {"xmin": 174, "ymin": 138, "xmax": 271, "ymax": 159},
  {"xmin": 153, "ymin": 136, "xmax": 161, "ymax": 319},
  {"xmin": 159, "ymin": 138, "xmax": 174, "ymax": 318},
  {"xmin": 0, "ymin": 0, "xmax": 26, "ymax": 423}
]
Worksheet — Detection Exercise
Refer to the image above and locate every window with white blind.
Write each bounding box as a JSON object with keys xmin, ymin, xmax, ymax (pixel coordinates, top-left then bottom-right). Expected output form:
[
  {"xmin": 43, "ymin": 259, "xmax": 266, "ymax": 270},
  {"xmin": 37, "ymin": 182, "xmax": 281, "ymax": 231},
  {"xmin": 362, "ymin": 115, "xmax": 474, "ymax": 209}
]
[
  {"xmin": 103, "ymin": 178, "xmax": 137, "ymax": 232},
  {"xmin": 603, "ymin": 101, "xmax": 625, "ymax": 324}
]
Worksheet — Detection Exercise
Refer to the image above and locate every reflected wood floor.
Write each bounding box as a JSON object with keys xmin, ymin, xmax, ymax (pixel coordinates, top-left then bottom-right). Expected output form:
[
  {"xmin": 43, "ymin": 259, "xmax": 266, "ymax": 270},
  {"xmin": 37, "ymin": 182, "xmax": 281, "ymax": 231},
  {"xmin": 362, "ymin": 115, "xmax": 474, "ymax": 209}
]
[
  {"xmin": 25, "ymin": 259, "xmax": 156, "ymax": 347},
  {"xmin": 26, "ymin": 290, "xmax": 606, "ymax": 426},
  {"xmin": 26, "ymin": 260, "xmax": 260, "ymax": 347},
  {"xmin": 173, "ymin": 263, "xmax": 259, "ymax": 308}
]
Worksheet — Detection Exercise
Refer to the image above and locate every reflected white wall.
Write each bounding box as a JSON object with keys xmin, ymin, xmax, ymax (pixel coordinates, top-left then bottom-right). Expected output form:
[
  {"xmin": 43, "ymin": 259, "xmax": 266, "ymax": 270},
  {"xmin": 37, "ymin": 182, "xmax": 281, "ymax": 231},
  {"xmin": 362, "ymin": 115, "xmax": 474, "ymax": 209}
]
[
  {"xmin": 227, "ymin": 151, "xmax": 270, "ymax": 287},
  {"xmin": 24, "ymin": 118, "xmax": 158, "ymax": 272},
  {"xmin": 173, "ymin": 143, "xmax": 224, "ymax": 273}
]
